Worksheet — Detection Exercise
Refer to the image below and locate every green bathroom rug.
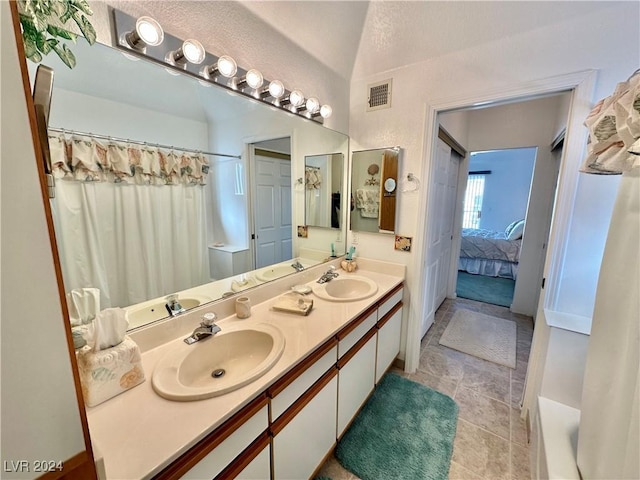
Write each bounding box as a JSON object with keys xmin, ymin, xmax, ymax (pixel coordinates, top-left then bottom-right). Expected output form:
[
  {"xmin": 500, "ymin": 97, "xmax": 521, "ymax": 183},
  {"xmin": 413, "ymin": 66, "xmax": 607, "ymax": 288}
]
[{"xmin": 335, "ymin": 372, "xmax": 458, "ymax": 480}]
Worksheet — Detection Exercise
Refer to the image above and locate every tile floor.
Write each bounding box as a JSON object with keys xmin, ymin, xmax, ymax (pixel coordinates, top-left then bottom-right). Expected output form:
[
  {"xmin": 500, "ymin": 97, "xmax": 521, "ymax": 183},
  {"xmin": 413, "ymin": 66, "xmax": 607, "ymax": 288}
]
[{"xmin": 317, "ymin": 296, "xmax": 534, "ymax": 480}]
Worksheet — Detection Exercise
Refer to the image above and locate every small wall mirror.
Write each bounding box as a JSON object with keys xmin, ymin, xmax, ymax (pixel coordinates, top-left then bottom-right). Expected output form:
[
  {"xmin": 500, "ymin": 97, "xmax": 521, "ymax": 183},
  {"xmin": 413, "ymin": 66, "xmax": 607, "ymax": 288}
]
[
  {"xmin": 350, "ymin": 147, "xmax": 400, "ymax": 233},
  {"xmin": 304, "ymin": 153, "xmax": 344, "ymax": 229}
]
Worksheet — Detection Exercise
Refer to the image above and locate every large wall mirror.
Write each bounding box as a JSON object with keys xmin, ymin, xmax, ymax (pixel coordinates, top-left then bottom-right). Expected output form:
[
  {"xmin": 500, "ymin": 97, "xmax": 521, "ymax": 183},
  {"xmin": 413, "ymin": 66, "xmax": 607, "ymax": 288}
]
[
  {"xmin": 350, "ymin": 147, "xmax": 400, "ymax": 234},
  {"xmin": 304, "ymin": 153, "xmax": 344, "ymax": 229},
  {"xmin": 26, "ymin": 37, "xmax": 349, "ymax": 331}
]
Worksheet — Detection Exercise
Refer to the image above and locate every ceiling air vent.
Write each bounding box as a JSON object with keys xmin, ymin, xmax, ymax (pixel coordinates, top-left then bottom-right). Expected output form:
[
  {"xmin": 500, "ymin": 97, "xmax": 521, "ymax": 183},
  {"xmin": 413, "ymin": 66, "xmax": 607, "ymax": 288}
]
[{"xmin": 367, "ymin": 79, "xmax": 392, "ymax": 112}]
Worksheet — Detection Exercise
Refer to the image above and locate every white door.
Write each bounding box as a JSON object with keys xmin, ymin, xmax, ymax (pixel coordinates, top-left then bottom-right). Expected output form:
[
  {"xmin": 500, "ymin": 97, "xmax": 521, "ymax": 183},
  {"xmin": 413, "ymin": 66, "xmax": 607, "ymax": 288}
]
[
  {"xmin": 253, "ymin": 153, "xmax": 292, "ymax": 268},
  {"xmin": 422, "ymin": 138, "xmax": 460, "ymax": 337}
]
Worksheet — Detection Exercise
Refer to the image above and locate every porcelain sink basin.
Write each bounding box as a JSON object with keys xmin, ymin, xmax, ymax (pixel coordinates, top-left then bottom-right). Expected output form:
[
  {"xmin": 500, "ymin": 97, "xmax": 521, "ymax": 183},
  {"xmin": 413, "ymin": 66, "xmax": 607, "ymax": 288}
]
[
  {"xmin": 256, "ymin": 264, "xmax": 297, "ymax": 282},
  {"xmin": 152, "ymin": 324, "xmax": 285, "ymax": 401},
  {"xmin": 127, "ymin": 296, "xmax": 211, "ymax": 327},
  {"xmin": 313, "ymin": 275, "xmax": 378, "ymax": 302}
]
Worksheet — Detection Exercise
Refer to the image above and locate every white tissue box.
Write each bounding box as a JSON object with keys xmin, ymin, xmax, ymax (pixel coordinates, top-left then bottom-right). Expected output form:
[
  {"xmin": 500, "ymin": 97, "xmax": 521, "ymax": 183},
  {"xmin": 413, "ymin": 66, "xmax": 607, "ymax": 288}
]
[{"xmin": 76, "ymin": 336, "xmax": 145, "ymax": 407}]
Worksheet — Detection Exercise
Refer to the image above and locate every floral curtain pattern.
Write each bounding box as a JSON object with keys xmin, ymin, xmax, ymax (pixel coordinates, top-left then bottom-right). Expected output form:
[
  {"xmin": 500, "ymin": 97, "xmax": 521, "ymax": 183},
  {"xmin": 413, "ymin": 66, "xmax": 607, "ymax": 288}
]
[
  {"xmin": 581, "ymin": 71, "xmax": 640, "ymax": 174},
  {"xmin": 49, "ymin": 134, "xmax": 210, "ymax": 185}
]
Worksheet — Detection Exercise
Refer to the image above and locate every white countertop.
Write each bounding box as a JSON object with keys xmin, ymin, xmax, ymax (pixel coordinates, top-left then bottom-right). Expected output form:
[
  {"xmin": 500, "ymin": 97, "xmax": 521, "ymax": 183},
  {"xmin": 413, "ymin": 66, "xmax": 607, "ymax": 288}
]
[{"xmin": 86, "ymin": 262, "xmax": 404, "ymax": 479}]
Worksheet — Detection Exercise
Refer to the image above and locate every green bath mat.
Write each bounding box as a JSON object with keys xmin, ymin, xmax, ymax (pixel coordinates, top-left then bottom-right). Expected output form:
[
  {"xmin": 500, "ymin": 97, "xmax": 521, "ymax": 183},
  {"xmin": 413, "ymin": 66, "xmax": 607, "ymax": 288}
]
[{"xmin": 335, "ymin": 373, "xmax": 458, "ymax": 480}]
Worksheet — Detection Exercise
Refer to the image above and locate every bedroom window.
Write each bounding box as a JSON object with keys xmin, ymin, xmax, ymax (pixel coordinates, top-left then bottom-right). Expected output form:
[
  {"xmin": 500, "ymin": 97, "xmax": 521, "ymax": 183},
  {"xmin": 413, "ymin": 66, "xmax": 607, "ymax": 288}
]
[{"xmin": 463, "ymin": 174, "xmax": 485, "ymax": 229}]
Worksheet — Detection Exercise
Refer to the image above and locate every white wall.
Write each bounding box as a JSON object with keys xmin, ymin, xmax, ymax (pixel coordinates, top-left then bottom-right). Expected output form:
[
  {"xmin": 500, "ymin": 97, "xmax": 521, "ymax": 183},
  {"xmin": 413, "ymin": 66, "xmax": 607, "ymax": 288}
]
[
  {"xmin": 350, "ymin": 3, "xmax": 638, "ymax": 353},
  {"xmin": 468, "ymin": 148, "xmax": 536, "ymax": 232},
  {"xmin": 47, "ymin": 88, "xmax": 209, "ymax": 151},
  {"xmin": 1, "ymin": 3, "xmax": 88, "ymax": 475},
  {"xmin": 208, "ymin": 108, "xmax": 349, "ymax": 260}
]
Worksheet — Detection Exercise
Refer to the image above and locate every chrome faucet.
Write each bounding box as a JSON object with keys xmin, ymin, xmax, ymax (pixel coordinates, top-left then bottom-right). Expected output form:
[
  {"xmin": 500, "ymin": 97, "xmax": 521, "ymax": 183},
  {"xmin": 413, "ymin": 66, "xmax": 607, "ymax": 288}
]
[
  {"xmin": 317, "ymin": 265, "xmax": 339, "ymax": 284},
  {"xmin": 165, "ymin": 294, "xmax": 185, "ymax": 317},
  {"xmin": 291, "ymin": 260, "xmax": 305, "ymax": 272},
  {"xmin": 184, "ymin": 313, "xmax": 221, "ymax": 345}
]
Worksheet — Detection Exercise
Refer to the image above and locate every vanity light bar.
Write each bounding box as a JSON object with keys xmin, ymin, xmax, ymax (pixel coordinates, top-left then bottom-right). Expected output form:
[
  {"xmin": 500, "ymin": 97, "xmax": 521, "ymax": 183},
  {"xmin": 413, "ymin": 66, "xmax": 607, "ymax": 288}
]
[{"xmin": 112, "ymin": 9, "xmax": 332, "ymax": 122}]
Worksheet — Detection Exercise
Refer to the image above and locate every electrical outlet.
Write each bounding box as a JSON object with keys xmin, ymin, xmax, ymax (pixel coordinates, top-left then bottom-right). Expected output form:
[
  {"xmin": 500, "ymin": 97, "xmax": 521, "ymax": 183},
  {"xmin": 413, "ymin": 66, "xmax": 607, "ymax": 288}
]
[{"xmin": 352, "ymin": 232, "xmax": 359, "ymax": 245}]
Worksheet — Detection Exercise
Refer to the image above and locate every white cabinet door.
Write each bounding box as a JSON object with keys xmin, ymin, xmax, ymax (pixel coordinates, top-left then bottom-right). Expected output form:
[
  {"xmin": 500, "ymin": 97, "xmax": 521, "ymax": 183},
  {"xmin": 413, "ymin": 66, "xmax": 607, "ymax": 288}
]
[
  {"xmin": 236, "ymin": 443, "xmax": 271, "ymax": 480},
  {"xmin": 273, "ymin": 374, "xmax": 338, "ymax": 480},
  {"xmin": 337, "ymin": 333, "xmax": 377, "ymax": 437},
  {"xmin": 376, "ymin": 306, "xmax": 403, "ymax": 383}
]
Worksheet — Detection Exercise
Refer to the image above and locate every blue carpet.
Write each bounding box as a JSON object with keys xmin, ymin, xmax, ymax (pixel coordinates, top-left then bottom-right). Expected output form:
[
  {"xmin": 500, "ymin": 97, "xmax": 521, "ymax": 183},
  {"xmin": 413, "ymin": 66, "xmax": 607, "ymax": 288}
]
[
  {"xmin": 335, "ymin": 373, "xmax": 458, "ymax": 480},
  {"xmin": 456, "ymin": 271, "xmax": 514, "ymax": 307}
]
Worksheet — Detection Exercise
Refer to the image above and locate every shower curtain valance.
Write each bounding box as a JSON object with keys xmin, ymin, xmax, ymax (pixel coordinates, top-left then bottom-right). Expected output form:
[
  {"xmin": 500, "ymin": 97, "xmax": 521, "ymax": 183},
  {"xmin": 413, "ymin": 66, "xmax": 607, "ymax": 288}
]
[
  {"xmin": 48, "ymin": 134, "xmax": 210, "ymax": 185},
  {"xmin": 581, "ymin": 70, "xmax": 640, "ymax": 174}
]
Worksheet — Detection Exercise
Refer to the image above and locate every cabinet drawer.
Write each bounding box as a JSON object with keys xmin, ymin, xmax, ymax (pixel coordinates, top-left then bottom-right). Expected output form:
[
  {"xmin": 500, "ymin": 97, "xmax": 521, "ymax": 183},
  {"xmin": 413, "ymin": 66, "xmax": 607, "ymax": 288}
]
[
  {"xmin": 378, "ymin": 284, "xmax": 403, "ymax": 319},
  {"xmin": 181, "ymin": 404, "xmax": 268, "ymax": 480},
  {"xmin": 270, "ymin": 343, "xmax": 337, "ymax": 421},
  {"xmin": 338, "ymin": 308, "xmax": 377, "ymax": 358}
]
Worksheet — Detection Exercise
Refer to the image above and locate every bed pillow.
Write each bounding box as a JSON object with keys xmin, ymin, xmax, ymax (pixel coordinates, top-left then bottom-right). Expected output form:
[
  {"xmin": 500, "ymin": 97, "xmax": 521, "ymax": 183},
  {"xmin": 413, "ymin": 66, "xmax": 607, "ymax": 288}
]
[
  {"xmin": 507, "ymin": 220, "xmax": 525, "ymax": 240},
  {"xmin": 505, "ymin": 220, "xmax": 521, "ymax": 236}
]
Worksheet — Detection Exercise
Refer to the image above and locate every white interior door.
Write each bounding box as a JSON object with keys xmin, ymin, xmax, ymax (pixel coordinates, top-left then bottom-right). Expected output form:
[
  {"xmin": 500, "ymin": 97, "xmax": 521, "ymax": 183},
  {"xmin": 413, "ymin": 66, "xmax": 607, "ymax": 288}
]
[
  {"xmin": 253, "ymin": 153, "xmax": 292, "ymax": 268},
  {"xmin": 422, "ymin": 138, "xmax": 460, "ymax": 337}
]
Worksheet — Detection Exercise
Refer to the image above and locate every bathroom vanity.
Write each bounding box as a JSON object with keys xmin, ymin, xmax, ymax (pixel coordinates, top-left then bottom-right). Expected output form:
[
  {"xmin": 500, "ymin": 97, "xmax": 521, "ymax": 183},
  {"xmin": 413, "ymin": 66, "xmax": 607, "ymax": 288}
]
[{"xmin": 87, "ymin": 258, "xmax": 405, "ymax": 479}]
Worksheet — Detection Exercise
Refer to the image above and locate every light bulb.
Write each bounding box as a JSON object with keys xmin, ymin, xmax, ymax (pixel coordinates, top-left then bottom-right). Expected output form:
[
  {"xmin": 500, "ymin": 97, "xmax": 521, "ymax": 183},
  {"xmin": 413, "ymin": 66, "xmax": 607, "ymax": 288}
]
[
  {"xmin": 306, "ymin": 97, "xmax": 320, "ymax": 114},
  {"xmin": 289, "ymin": 89, "xmax": 305, "ymax": 107},
  {"xmin": 217, "ymin": 55, "xmax": 237, "ymax": 78},
  {"xmin": 320, "ymin": 104, "xmax": 333, "ymax": 118},
  {"xmin": 182, "ymin": 39, "xmax": 205, "ymax": 64},
  {"xmin": 135, "ymin": 16, "xmax": 164, "ymax": 46},
  {"xmin": 245, "ymin": 69, "xmax": 264, "ymax": 89},
  {"xmin": 268, "ymin": 80, "xmax": 285, "ymax": 99}
]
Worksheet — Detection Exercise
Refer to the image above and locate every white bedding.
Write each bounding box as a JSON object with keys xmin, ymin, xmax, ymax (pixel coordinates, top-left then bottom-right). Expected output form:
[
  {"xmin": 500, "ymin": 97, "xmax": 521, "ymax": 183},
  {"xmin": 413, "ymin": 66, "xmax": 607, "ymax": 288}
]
[{"xmin": 460, "ymin": 228, "xmax": 522, "ymax": 263}]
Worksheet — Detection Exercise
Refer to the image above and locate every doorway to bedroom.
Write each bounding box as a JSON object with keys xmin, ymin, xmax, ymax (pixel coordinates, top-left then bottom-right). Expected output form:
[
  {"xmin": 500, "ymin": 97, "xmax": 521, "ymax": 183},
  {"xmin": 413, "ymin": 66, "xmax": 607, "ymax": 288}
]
[{"xmin": 456, "ymin": 147, "xmax": 537, "ymax": 307}]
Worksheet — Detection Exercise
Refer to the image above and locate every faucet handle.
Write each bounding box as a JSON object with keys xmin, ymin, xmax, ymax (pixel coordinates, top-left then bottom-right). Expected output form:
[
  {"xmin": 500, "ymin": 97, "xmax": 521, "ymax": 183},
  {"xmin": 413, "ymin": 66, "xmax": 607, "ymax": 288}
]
[
  {"xmin": 165, "ymin": 293, "xmax": 178, "ymax": 303},
  {"xmin": 201, "ymin": 312, "xmax": 217, "ymax": 326},
  {"xmin": 326, "ymin": 265, "xmax": 336, "ymax": 272}
]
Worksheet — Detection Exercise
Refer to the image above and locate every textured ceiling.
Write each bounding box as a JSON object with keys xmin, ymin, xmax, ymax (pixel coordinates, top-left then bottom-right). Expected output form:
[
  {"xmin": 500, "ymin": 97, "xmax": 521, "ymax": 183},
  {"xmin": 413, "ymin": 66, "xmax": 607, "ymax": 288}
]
[{"xmin": 101, "ymin": 1, "xmax": 621, "ymax": 82}]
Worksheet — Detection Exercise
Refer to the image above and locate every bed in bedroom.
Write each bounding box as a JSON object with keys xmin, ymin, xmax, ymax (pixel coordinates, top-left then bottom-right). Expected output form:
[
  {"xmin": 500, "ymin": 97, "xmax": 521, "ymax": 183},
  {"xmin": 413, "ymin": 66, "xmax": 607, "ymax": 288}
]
[{"xmin": 458, "ymin": 220, "xmax": 524, "ymax": 280}]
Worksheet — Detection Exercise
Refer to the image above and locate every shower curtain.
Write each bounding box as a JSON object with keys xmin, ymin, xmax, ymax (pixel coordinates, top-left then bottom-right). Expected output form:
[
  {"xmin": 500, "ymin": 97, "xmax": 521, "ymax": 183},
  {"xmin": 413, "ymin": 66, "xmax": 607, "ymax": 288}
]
[
  {"xmin": 576, "ymin": 71, "xmax": 639, "ymax": 479},
  {"xmin": 49, "ymin": 135, "xmax": 210, "ymax": 308}
]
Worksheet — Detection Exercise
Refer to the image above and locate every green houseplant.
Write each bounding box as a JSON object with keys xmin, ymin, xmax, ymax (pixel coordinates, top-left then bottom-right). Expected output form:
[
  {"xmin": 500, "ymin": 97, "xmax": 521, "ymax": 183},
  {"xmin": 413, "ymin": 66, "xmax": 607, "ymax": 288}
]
[{"xmin": 18, "ymin": 0, "xmax": 97, "ymax": 69}]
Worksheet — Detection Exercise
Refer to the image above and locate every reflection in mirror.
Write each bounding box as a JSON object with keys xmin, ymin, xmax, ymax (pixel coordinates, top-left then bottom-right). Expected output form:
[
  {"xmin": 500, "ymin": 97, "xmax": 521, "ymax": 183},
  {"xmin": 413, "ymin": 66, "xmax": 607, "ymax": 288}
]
[
  {"xmin": 304, "ymin": 153, "xmax": 344, "ymax": 229},
  {"xmin": 26, "ymin": 40, "xmax": 348, "ymax": 331},
  {"xmin": 350, "ymin": 147, "xmax": 400, "ymax": 234}
]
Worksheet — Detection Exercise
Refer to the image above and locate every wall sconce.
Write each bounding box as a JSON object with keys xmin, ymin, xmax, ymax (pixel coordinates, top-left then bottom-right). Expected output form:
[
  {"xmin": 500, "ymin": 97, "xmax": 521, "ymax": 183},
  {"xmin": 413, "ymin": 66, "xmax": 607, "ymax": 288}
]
[
  {"xmin": 166, "ymin": 39, "xmax": 206, "ymax": 67},
  {"xmin": 281, "ymin": 89, "xmax": 305, "ymax": 109},
  {"xmin": 123, "ymin": 16, "xmax": 164, "ymax": 51},
  {"xmin": 313, "ymin": 104, "xmax": 333, "ymax": 119},
  {"xmin": 304, "ymin": 97, "xmax": 320, "ymax": 114},
  {"xmin": 113, "ymin": 9, "xmax": 332, "ymax": 123},
  {"xmin": 233, "ymin": 69, "xmax": 264, "ymax": 92},
  {"xmin": 201, "ymin": 55, "xmax": 237, "ymax": 81},
  {"xmin": 260, "ymin": 80, "xmax": 286, "ymax": 101}
]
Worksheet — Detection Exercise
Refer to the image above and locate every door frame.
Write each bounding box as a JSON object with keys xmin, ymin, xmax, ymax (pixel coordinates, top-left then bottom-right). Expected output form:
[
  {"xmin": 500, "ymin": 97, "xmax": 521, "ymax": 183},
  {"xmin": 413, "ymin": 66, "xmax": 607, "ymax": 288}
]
[{"xmin": 405, "ymin": 70, "xmax": 597, "ymax": 373}]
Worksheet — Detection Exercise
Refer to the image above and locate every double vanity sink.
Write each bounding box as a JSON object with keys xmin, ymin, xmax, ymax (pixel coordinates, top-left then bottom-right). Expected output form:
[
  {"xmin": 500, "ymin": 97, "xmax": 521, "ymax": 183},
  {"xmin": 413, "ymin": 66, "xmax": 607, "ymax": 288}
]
[
  {"xmin": 151, "ymin": 272, "xmax": 378, "ymax": 402},
  {"xmin": 87, "ymin": 260, "xmax": 404, "ymax": 480}
]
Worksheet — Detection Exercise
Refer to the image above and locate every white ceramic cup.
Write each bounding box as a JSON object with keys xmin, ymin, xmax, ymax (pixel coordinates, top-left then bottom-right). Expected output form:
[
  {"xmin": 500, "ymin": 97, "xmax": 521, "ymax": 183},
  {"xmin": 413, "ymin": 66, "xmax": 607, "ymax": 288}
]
[{"xmin": 235, "ymin": 296, "xmax": 251, "ymax": 319}]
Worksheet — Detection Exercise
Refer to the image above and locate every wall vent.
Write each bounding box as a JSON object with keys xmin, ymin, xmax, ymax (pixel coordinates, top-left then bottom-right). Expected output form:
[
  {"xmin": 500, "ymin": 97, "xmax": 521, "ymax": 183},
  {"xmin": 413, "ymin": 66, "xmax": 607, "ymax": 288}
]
[{"xmin": 367, "ymin": 79, "xmax": 392, "ymax": 111}]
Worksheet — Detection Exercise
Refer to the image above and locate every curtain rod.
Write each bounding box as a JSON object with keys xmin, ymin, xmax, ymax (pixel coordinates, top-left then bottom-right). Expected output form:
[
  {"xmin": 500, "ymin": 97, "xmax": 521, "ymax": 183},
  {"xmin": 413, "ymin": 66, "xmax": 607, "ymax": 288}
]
[{"xmin": 48, "ymin": 127, "xmax": 241, "ymax": 160}]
